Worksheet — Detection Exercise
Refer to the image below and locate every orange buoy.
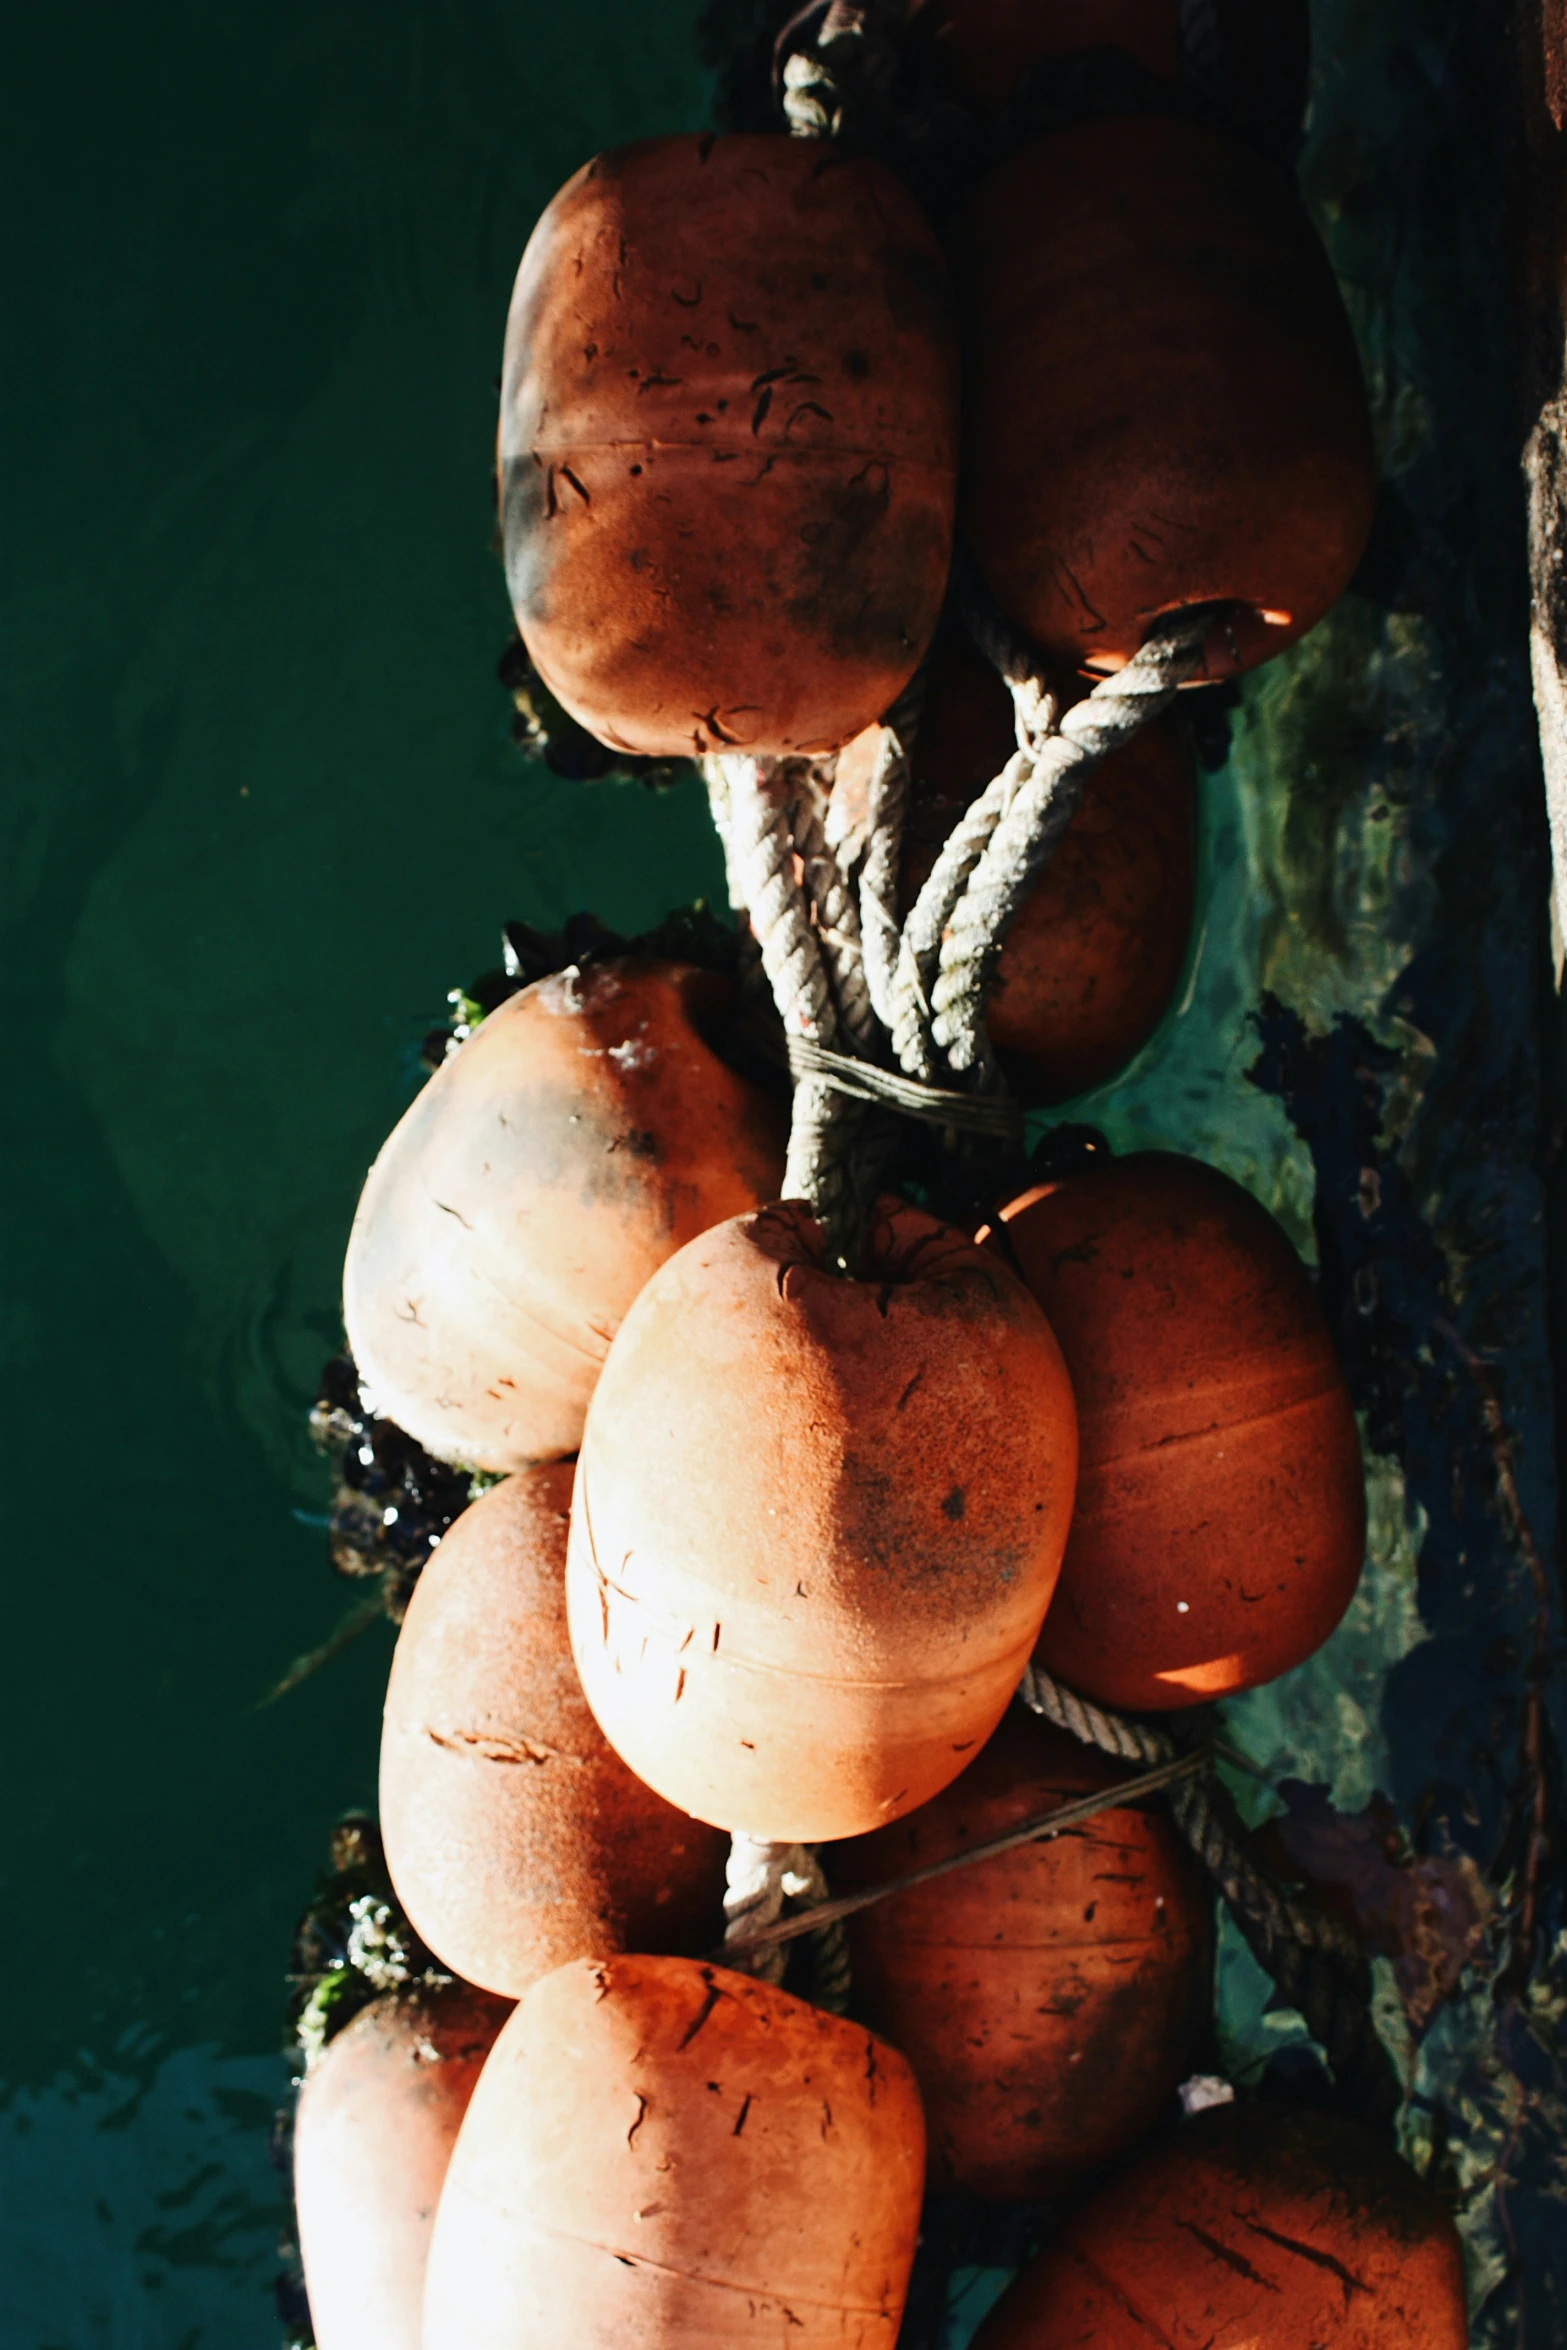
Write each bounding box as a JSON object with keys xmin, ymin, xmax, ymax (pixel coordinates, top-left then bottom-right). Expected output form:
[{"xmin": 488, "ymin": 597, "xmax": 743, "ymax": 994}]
[
  {"xmin": 850, "ymin": 631, "xmax": 1197, "ymax": 1102},
  {"xmin": 906, "ymin": 0, "xmax": 1309, "ymax": 147},
  {"xmin": 294, "ymin": 1978, "xmax": 511, "ymax": 2350},
  {"xmin": 971, "ymin": 2102, "xmax": 1468, "ymax": 2349},
  {"xmin": 834, "ymin": 1707, "xmax": 1211, "ymax": 2198},
  {"xmin": 380, "ymin": 1464, "xmax": 728, "ymax": 1998},
  {"xmin": 956, "ymin": 113, "xmax": 1375, "ymax": 681},
  {"xmin": 423, "ymin": 1955, "xmax": 927, "ymax": 2350},
  {"xmin": 566, "ymin": 1197, "xmax": 1078, "ymax": 1840},
  {"xmin": 342, "ymin": 958, "xmax": 786, "ymax": 1471},
  {"xmin": 989, "ymin": 1153, "xmax": 1364, "ymax": 1711},
  {"xmin": 500, "ymin": 134, "xmax": 959, "ymax": 759}
]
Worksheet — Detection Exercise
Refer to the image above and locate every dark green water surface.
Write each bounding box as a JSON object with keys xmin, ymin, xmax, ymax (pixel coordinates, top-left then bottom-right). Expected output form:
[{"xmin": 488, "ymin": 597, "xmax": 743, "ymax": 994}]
[
  {"xmin": 5, "ymin": 4, "xmax": 1564, "ymax": 2344},
  {"xmin": 2, "ymin": 7, "xmax": 718, "ymax": 2337}
]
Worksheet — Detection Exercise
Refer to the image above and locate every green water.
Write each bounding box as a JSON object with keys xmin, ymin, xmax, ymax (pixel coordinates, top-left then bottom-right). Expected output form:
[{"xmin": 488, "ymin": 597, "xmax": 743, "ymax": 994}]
[
  {"xmin": 4, "ymin": 3, "xmax": 1560, "ymax": 2343},
  {"xmin": 1, "ymin": 7, "xmax": 719, "ymax": 2337}
]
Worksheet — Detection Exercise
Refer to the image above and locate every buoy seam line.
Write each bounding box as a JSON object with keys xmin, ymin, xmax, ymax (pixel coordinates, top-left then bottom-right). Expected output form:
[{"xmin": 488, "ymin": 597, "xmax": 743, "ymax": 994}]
[
  {"xmin": 585, "ymin": 1563, "xmax": 1041, "ymax": 1691},
  {"xmin": 509, "ymin": 436, "xmax": 956, "ymax": 460},
  {"xmin": 455, "ymin": 2209, "xmax": 900, "ymax": 2319},
  {"xmin": 1071, "ymin": 1383, "xmax": 1354, "ymax": 1471},
  {"xmin": 711, "ymin": 1752, "xmax": 1206, "ymax": 1959}
]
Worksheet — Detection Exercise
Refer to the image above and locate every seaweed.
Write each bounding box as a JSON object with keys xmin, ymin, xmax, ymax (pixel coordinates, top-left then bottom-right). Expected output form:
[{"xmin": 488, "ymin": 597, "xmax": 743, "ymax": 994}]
[{"xmin": 274, "ymin": 1817, "xmax": 447, "ymax": 2350}]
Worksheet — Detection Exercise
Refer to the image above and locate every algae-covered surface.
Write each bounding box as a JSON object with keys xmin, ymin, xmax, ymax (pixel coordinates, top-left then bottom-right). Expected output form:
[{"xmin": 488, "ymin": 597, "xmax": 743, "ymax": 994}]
[
  {"xmin": 1045, "ymin": 6, "xmax": 1567, "ymax": 2339},
  {"xmin": 2, "ymin": 0, "xmax": 1562, "ymax": 2342}
]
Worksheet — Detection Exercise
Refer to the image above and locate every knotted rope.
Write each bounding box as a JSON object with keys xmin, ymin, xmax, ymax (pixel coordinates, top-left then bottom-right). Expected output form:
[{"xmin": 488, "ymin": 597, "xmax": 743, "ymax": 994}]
[
  {"xmin": 705, "ymin": 611, "xmax": 1398, "ymax": 2112},
  {"xmin": 707, "ymin": 8, "xmax": 1380, "ymax": 2079},
  {"xmin": 778, "ymin": 0, "xmax": 904, "ymax": 142},
  {"xmin": 702, "ymin": 608, "xmax": 1211, "ymax": 2012},
  {"xmin": 706, "ymin": 607, "xmax": 1209, "ymax": 1263}
]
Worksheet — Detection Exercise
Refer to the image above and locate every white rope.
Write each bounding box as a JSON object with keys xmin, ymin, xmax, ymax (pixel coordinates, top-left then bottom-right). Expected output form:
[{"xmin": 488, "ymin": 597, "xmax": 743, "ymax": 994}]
[{"xmin": 723, "ymin": 1835, "xmax": 851, "ymax": 2011}]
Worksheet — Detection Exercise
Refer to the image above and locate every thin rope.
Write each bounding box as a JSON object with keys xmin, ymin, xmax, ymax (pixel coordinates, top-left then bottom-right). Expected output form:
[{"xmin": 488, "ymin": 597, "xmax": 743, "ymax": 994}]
[
  {"xmin": 1019, "ymin": 1666, "xmax": 1402, "ymax": 2128},
  {"xmin": 715, "ymin": 1753, "xmax": 1205, "ymax": 1964}
]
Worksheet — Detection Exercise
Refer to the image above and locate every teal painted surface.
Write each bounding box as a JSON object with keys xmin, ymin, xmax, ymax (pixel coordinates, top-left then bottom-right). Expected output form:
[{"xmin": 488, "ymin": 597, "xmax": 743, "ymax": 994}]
[{"xmin": 3, "ymin": 2, "xmax": 1561, "ymax": 2343}]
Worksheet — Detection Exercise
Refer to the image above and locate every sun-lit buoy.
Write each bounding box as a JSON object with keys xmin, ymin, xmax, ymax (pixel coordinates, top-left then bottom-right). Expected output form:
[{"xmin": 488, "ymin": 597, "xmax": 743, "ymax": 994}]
[
  {"xmin": 423, "ymin": 1955, "xmax": 926, "ymax": 2350},
  {"xmin": 343, "ymin": 958, "xmax": 786, "ymax": 1471},
  {"xmin": 989, "ymin": 1151, "xmax": 1365, "ymax": 1709},
  {"xmin": 294, "ymin": 1978, "xmax": 510, "ymax": 2350},
  {"xmin": 500, "ymin": 134, "xmax": 959, "ymax": 758},
  {"xmin": 566, "ymin": 1197, "xmax": 1078, "ymax": 1840},
  {"xmin": 380, "ymin": 1464, "xmax": 728, "ymax": 1997}
]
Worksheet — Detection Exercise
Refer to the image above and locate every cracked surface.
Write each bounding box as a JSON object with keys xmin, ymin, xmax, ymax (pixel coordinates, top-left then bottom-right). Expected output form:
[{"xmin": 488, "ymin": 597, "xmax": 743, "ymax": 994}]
[
  {"xmin": 970, "ymin": 2102, "xmax": 1466, "ymax": 2349},
  {"xmin": 424, "ymin": 1955, "xmax": 925, "ymax": 2348},
  {"xmin": 380, "ymin": 1467, "xmax": 728, "ymax": 1997}
]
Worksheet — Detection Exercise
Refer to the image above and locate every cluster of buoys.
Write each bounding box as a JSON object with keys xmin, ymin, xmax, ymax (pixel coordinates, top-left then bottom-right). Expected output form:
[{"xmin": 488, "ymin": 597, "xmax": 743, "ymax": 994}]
[{"xmin": 289, "ymin": 5, "xmax": 1474, "ymax": 2343}]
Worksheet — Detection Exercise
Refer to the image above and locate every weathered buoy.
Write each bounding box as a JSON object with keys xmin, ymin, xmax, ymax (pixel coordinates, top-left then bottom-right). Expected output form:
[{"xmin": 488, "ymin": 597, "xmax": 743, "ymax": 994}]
[
  {"xmin": 294, "ymin": 1978, "xmax": 511, "ymax": 2350},
  {"xmin": 989, "ymin": 1152, "xmax": 1365, "ymax": 1710},
  {"xmin": 906, "ymin": 0, "xmax": 1310, "ymax": 149},
  {"xmin": 956, "ymin": 113, "xmax": 1375, "ymax": 680},
  {"xmin": 566, "ymin": 1197, "xmax": 1078, "ymax": 1840},
  {"xmin": 834, "ymin": 1706, "xmax": 1211, "ymax": 2198},
  {"xmin": 847, "ymin": 631, "xmax": 1197, "ymax": 1102},
  {"xmin": 380, "ymin": 1464, "xmax": 729, "ymax": 1997},
  {"xmin": 500, "ymin": 134, "xmax": 960, "ymax": 759},
  {"xmin": 343, "ymin": 958, "xmax": 786, "ymax": 1471},
  {"xmin": 423, "ymin": 1955, "xmax": 927, "ymax": 2350},
  {"xmin": 970, "ymin": 2102, "xmax": 1468, "ymax": 2349}
]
